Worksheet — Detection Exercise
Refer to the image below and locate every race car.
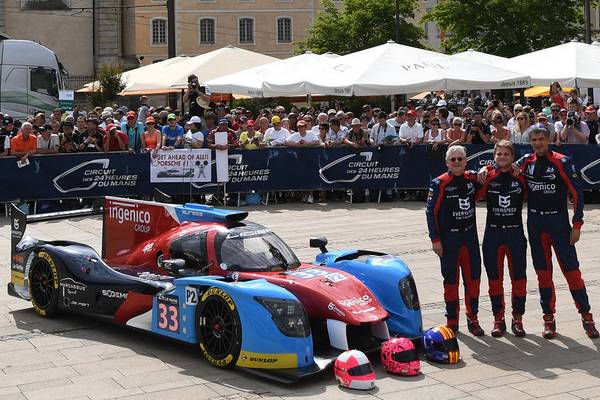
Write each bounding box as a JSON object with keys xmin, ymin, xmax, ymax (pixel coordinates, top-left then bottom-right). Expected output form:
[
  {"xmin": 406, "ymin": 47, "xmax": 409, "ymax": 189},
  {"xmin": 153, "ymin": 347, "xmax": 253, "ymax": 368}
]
[
  {"xmin": 156, "ymin": 168, "xmax": 195, "ymax": 178},
  {"xmin": 8, "ymin": 197, "xmax": 422, "ymax": 382}
]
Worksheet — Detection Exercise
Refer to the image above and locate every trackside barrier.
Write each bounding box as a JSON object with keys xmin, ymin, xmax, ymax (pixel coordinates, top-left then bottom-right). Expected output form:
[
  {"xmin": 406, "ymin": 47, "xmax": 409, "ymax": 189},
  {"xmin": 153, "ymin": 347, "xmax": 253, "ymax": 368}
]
[{"xmin": 1, "ymin": 144, "xmax": 600, "ymax": 203}]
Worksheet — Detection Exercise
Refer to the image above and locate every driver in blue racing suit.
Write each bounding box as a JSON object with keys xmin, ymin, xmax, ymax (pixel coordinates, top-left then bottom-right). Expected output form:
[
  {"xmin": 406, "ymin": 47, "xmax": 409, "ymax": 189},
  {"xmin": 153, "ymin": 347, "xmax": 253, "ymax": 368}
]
[
  {"xmin": 477, "ymin": 140, "xmax": 528, "ymax": 338},
  {"xmin": 516, "ymin": 125, "xmax": 599, "ymax": 339},
  {"xmin": 426, "ymin": 145, "xmax": 484, "ymax": 336}
]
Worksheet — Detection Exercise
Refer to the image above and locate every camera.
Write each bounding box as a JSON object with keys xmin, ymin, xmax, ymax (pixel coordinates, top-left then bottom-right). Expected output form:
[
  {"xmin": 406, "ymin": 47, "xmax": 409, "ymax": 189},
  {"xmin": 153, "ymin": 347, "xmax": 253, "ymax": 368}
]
[
  {"xmin": 492, "ymin": 100, "xmax": 500, "ymax": 108},
  {"xmin": 567, "ymin": 118, "xmax": 574, "ymax": 125}
]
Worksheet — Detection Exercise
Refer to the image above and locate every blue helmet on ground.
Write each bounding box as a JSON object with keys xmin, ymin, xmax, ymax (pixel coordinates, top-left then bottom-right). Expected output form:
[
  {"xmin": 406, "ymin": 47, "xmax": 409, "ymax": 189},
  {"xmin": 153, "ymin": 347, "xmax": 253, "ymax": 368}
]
[{"xmin": 422, "ymin": 324, "xmax": 460, "ymax": 364}]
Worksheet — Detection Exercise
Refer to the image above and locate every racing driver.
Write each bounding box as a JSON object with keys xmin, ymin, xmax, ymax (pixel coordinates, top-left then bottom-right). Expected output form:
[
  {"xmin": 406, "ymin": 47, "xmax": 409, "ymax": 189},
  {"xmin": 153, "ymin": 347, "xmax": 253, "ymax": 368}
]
[
  {"xmin": 477, "ymin": 140, "xmax": 528, "ymax": 337},
  {"xmin": 517, "ymin": 125, "xmax": 598, "ymax": 339},
  {"xmin": 426, "ymin": 145, "xmax": 484, "ymax": 336}
]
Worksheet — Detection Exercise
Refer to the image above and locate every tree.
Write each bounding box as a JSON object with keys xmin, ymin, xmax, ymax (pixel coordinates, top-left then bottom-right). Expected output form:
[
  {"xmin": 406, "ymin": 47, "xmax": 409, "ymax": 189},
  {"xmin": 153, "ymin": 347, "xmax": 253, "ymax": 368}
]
[
  {"xmin": 88, "ymin": 64, "xmax": 126, "ymax": 107},
  {"xmin": 297, "ymin": 0, "xmax": 424, "ymax": 55},
  {"xmin": 424, "ymin": 0, "xmax": 583, "ymax": 57}
]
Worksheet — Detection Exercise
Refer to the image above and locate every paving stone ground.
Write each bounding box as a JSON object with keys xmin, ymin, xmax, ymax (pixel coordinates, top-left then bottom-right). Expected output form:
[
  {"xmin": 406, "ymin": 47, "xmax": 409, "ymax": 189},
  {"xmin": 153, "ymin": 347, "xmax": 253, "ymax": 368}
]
[{"xmin": 1, "ymin": 201, "xmax": 600, "ymax": 399}]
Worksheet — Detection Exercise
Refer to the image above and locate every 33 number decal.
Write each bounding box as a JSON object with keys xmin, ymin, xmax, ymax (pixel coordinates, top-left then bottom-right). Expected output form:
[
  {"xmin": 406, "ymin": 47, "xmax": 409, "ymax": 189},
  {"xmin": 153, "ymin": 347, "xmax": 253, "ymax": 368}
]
[{"xmin": 157, "ymin": 303, "xmax": 179, "ymax": 332}]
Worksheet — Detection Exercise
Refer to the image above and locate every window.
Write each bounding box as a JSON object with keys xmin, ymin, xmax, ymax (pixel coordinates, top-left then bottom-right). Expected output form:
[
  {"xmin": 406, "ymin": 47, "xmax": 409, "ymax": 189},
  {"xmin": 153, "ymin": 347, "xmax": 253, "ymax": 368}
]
[
  {"xmin": 30, "ymin": 67, "xmax": 58, "ymax": 98},
  {"xmin": 200, "ymin": 18, "xmax": 215, "ymax": 44},
  {"xmin": 151, "ymin": 18, "xmax": 167, "ymax": 45},
  {"xmin": 277, "ymin": 17, "xmax": 292, "ymax": 43},
  {"xmin": 21, "ymin": 0, "xmax": 70, "ymax": 10},
  {"xmin": 239, "ymin": 18, "xmax": 254, "ymax": 44}
]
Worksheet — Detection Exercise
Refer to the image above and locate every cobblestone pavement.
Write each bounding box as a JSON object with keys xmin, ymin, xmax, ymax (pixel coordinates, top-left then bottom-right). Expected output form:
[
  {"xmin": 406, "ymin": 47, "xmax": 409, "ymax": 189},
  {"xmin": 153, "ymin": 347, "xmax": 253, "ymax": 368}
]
[{"xmin": 1, "ymin": 202, "xmax": 600, "ymax": 399}]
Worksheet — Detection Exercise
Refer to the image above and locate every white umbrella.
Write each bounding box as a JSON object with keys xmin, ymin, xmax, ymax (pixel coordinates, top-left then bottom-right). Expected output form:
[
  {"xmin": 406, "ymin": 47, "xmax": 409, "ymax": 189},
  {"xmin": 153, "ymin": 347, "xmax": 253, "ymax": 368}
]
[
  {"xmin": 450, "ymin": 49, "xmax": 511, "ymax": 68},
  {"xmin": 265, "ymin": 41, "xmax": 530, "ymax": 96},
  {"xmin": 204, "ymin": 51, "xmax": 338, "ymax": 97},
  {"xmin": 507, "ymin": 41, "xmax": 600, "ymax": 87},
  {"xmin": 79, "ymin": 56, "xmax": 189, "ymax": 93},
  {"xmin": 119, "ymin": 46, "xmax": 278, "ymax": 93}
]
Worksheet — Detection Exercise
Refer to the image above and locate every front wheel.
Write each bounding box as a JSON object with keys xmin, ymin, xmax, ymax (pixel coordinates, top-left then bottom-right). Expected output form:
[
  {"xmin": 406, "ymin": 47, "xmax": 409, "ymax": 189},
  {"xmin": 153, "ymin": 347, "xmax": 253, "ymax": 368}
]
[
  {"xmin": 29, "ymin": 251, "xmax": 60, "ymax": 318},
  {"xmin": 196, "ymin": 287, "xmax": 242, "ymax": 368}
]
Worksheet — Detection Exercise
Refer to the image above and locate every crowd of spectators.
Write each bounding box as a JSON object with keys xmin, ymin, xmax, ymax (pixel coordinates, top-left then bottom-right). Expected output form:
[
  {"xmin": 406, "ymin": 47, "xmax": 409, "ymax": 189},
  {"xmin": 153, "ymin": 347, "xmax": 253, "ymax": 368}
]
[{"xmin": 1, "ymin": 82, "xmax": 598, "ymax": 166}]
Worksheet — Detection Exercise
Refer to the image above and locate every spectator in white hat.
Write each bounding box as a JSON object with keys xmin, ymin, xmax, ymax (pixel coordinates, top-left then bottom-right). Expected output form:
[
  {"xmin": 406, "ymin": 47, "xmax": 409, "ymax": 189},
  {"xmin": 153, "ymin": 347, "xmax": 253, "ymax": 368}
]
[{"xmin": 345, "ymin": 118, "xmax": 369, "ymax": 148}]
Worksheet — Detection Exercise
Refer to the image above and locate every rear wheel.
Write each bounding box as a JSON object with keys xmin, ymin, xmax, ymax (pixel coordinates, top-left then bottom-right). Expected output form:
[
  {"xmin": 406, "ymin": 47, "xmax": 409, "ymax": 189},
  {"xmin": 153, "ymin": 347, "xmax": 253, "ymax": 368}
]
[
  {"xmin": 29, "ymin": 251, "xmax": 60, "ymax": 318},
  {"xmin": 196, "ymin": 287, "xmax": 242, "ymax": 368}
]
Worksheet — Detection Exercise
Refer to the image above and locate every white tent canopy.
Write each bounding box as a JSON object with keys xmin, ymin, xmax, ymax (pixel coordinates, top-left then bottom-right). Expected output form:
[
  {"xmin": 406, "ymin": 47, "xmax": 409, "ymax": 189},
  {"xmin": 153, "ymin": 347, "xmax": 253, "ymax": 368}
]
[
  {"xmin": 205, "ymin": 51, "xmax": 338, "ymax": 97},
  {"xmin": 450, "ymin": 49, "xmax": 511, "ymax": 68},
  {"xmin": 262, "ymin": 41, "xmax": 530, "ymax": 96},
  {"xmin": 121, "ymin": 45, "xmax": 278, "ymax": 94},
  {"xmin": 506, "ymin": 41, "xmax": 600, "ymax": 87},
  {"xmin": 79, "ymin": 56, "xmax": 189, "ymax": 93}
]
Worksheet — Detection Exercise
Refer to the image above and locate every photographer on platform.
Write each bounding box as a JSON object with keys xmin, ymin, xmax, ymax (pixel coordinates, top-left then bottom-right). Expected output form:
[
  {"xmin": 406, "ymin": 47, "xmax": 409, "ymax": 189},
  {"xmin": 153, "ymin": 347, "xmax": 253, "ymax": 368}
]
[
  {"xmin": 183, "ymin": 74, "xmax": 210, "ymax": 118},
  {"xmin": 556, "ymin": 110, "xmax": 589, "ymax": 144}
]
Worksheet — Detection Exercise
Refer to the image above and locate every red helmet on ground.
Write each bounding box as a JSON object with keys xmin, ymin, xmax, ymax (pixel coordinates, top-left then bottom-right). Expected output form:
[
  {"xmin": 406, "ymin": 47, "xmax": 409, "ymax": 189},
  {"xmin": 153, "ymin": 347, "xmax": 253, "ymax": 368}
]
[
  {"xmin": 333, "ymin": 349, "xmax": 376, "ymax": 390},
  {"xmin": 380, "ymin": 337, "xmax": 420, "ymax": 376}
]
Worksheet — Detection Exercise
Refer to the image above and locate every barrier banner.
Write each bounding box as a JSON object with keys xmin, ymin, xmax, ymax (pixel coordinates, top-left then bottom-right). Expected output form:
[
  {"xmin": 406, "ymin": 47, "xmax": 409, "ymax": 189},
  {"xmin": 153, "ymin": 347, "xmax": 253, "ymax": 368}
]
[
  {"xmin": 150, "ymin": 149, "xmax": 211, "ymax": 183},
  {"xmin": 2, "ymin": 144, "xmax": 600, "ymax": 202}
]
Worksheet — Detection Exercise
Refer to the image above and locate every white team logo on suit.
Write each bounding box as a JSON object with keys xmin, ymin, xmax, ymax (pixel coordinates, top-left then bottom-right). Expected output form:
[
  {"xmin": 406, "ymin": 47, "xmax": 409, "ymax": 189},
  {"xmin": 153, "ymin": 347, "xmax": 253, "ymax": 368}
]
[
  {"xmin": 459, "ymin": 198, "xmax": 470, "ymax": 211},
  {"xmin": 499, "ymin": 195, "xmax": 511, "ymax": 208}
]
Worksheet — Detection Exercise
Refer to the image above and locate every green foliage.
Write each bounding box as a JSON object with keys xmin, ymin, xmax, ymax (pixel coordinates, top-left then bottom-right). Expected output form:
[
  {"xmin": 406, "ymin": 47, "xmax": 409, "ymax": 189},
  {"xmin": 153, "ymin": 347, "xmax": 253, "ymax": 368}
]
[
  {"xmin": 231, "ymin": 97, "xmax": 294, "ymax": 115},
  {"xmin": 88, "ymin": 64, "xmax": 126, "ymax": 107},
  {"xmin": 297, "ymin": 0, "xmax": 424, "ymax": 55},
  {"xmin": 424, "ymin": 0, "xmax": 584, "ymax": 57}
]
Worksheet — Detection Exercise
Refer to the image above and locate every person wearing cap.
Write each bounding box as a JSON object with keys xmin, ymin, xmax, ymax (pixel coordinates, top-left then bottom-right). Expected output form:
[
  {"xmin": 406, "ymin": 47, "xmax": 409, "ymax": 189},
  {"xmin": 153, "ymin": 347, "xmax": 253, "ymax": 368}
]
[
  {"xmin": 141, "ymin": 117, "xmax": 161, "ymax": 151},
  {"xmin": 33, "ymin": 112, "xmax": 46, "ymax": 131},
  {"xmin": 264, "ymin": 115, "xmax": 290, "ymax": 147},
  {"xmin": 103, "ymin": 124, "xmax": 128, "ymax": 152},
  {"xmin": 344, "ymin": 118, "xmax": 369, "ymax": 148},
  {"xmin": 120, "ymin": 111, "xmax": 145, "ymax": 152},
  {"xmin": 0, "ymin": 116, "xmax": 12, "ymax": 156},
  {"xmin": 534, "ymin": 112, "xmax": 556, "ymax": 143},
  {"xmin": 79, "ymin": 119, "xmax": 104, "ymax": 152},
  {"xmin": 59, "ymin": 121, "xmax": 79, "ymax": 152},
  {"xmin": 114, "ymin": 108, "xmax": 127, "ymax": 124},
  {"xmin": 239, "ymin": 120, "xmax": 264, "ymax": 150},
  {"xmin": 398, "ymin": 110, "xmax": 423, "ymax": 145},
  {"xmin": 160, "ymin": 113, "xmax": 184, "ymax": 149},
  {"xmin": 436, "ymin": 99, "xmax": 455, "ymax": 124},
  {"xmin": 583, "ymin": 106, "xmax": 598, "ymax": 144},
  {"xmin": 183, "ymin": 115, "xmax": 204, "ymax": 149},
  {"xmin": 36, "ymin": 124, "xmax": 60, "ymax": 154},
  {"xmin": 137, "ymin": 96, "xmax": 150, "ymax": 123},
  {"xmin": 286, "ymin": 120, "xmax": 320, "ymax": 147},
  {"xmin": 1, "ymin": 116, "xmax": 18, "ymax": 138},
  {"xmin": 208, "ymin": 118, "xmax": 238, "ymax": 150},
  {"xmin": 555, "ymin": 110, "xmax": 589, "ymax": 144},
  {"xmin": 11, "ymin": 122, "xmax": 37, "ymax": 159},
  {"xmin": 327, "ymin": 109, "xmax": 337, "ymax": 120}
]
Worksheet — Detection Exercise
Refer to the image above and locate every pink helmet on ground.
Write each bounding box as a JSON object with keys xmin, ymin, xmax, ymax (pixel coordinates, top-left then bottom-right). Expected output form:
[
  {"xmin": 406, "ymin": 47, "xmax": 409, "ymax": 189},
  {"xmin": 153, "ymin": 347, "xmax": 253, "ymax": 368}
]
[
  {"xmin": 380, "ymin": 337, "xmax": 420, "ymax": 376},
  {"xmin": 334, "ymin": 349, "xmax": 376, "ymax": 390}
]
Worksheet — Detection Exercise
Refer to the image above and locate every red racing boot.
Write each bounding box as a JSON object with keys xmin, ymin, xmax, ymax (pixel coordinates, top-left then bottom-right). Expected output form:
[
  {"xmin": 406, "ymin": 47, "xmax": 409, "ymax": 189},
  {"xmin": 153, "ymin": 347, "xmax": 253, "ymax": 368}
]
[
  {"xmin": 467, "ymin": 319, "xmax": 485, "ymax": 336},
  {"xmin": 582, "ymin": 313, "xmax": 600, "ymax": 339},
  {"xmin": 542, "ymin": 314, "xmax": 556, "ymax": 339},
  {"xmin": 491, "ymin": 320, "xmax": 506, "ymax": 338},
  {"xmin": 511, "ymin": 316, "xmax": 526, "ymax": 337}
]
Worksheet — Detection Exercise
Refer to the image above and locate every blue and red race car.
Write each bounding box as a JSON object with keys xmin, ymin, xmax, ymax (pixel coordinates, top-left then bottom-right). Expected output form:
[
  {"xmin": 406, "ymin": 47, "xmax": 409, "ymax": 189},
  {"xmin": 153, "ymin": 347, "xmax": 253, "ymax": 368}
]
[{"xmin": 8, "ymin": 197, "xmax": 422, "ymax": 382}]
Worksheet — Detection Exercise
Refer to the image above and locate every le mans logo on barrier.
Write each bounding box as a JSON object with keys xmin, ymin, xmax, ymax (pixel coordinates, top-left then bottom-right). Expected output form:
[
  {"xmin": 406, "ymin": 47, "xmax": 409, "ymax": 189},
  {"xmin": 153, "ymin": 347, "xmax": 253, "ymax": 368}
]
[
  {"xmin": 319, "ymin": 151, "xmax": 400, "ymax": 184},
  {"xmin": 53, "ymin": 159, "xmax": 138, "ymax": 194}
]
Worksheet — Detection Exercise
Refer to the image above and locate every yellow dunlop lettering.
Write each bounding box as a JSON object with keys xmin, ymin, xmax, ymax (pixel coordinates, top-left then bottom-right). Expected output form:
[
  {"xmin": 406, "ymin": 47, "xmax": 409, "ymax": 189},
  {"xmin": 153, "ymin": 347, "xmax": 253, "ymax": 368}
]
[
  {"xmin": 199, "ymin": 343, "xmax": 234, "ymax": 367},
  {"xmin": 202, "ymin": 287, "xmax": 235, "ymax": 311},
  {"xmin": 236, "ymin": 351, "xmax": 298, "ymax": 369}
]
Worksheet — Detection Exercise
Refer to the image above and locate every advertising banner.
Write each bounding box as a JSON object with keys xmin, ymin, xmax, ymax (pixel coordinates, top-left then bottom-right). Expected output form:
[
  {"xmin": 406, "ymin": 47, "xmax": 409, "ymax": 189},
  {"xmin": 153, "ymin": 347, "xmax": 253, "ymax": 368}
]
[
  {"xmin": 150, "ymin": 149, "xmax": 211, "ymax": 183},
  {"xmin": 2, "ymin": 145, "xmax": 600, "ymax": 203}
]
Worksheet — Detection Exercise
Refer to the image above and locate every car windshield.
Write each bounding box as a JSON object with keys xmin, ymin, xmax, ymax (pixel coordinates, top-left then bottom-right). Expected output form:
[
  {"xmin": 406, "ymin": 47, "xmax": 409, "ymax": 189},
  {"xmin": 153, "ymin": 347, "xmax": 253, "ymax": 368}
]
[{"xmin": 219, "ymin": 227, "xmax": 300, "ymax": 272}]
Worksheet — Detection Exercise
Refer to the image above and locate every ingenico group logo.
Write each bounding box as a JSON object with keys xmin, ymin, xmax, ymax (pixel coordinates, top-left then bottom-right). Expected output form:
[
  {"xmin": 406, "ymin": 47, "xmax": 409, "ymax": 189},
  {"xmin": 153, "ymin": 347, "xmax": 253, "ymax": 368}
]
[{"xmin": 52, "ymin": 159, "xmax": 138, "ymax": 193}]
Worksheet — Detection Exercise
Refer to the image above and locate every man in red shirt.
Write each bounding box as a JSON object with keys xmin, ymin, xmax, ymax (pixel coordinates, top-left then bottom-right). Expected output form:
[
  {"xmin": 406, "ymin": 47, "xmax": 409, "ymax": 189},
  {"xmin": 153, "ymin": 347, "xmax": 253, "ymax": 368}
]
[
  {"xmin": 10, "ymin": 122, "xmax": 37, "ymax": 159},
  {"xmin": 103, "ymin": 124, "xmax": 128, "ymax": 152}
]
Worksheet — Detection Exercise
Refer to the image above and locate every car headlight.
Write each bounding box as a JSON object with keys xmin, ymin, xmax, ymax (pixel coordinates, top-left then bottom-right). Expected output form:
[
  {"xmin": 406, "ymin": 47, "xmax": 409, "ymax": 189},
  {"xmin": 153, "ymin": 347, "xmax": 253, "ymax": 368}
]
[
  {"xmin": 255, "ymin": 297, "xmax": 311, "ymax": 338},
  {"xmin": 398, "ymin": 275, "xmax": 420, "ymax": 310}
]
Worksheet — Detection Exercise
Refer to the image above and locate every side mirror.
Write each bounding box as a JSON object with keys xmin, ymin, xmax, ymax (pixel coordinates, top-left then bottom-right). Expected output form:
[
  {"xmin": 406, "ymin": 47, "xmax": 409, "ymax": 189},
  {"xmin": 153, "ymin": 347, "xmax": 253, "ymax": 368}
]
[
  {"xmin": 161, "ymin": 258, "xmax": 186, "ymax": 274},
  {"xmin": 309, "ymin": 236, "xmax": 328, "ymax": 253}
]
